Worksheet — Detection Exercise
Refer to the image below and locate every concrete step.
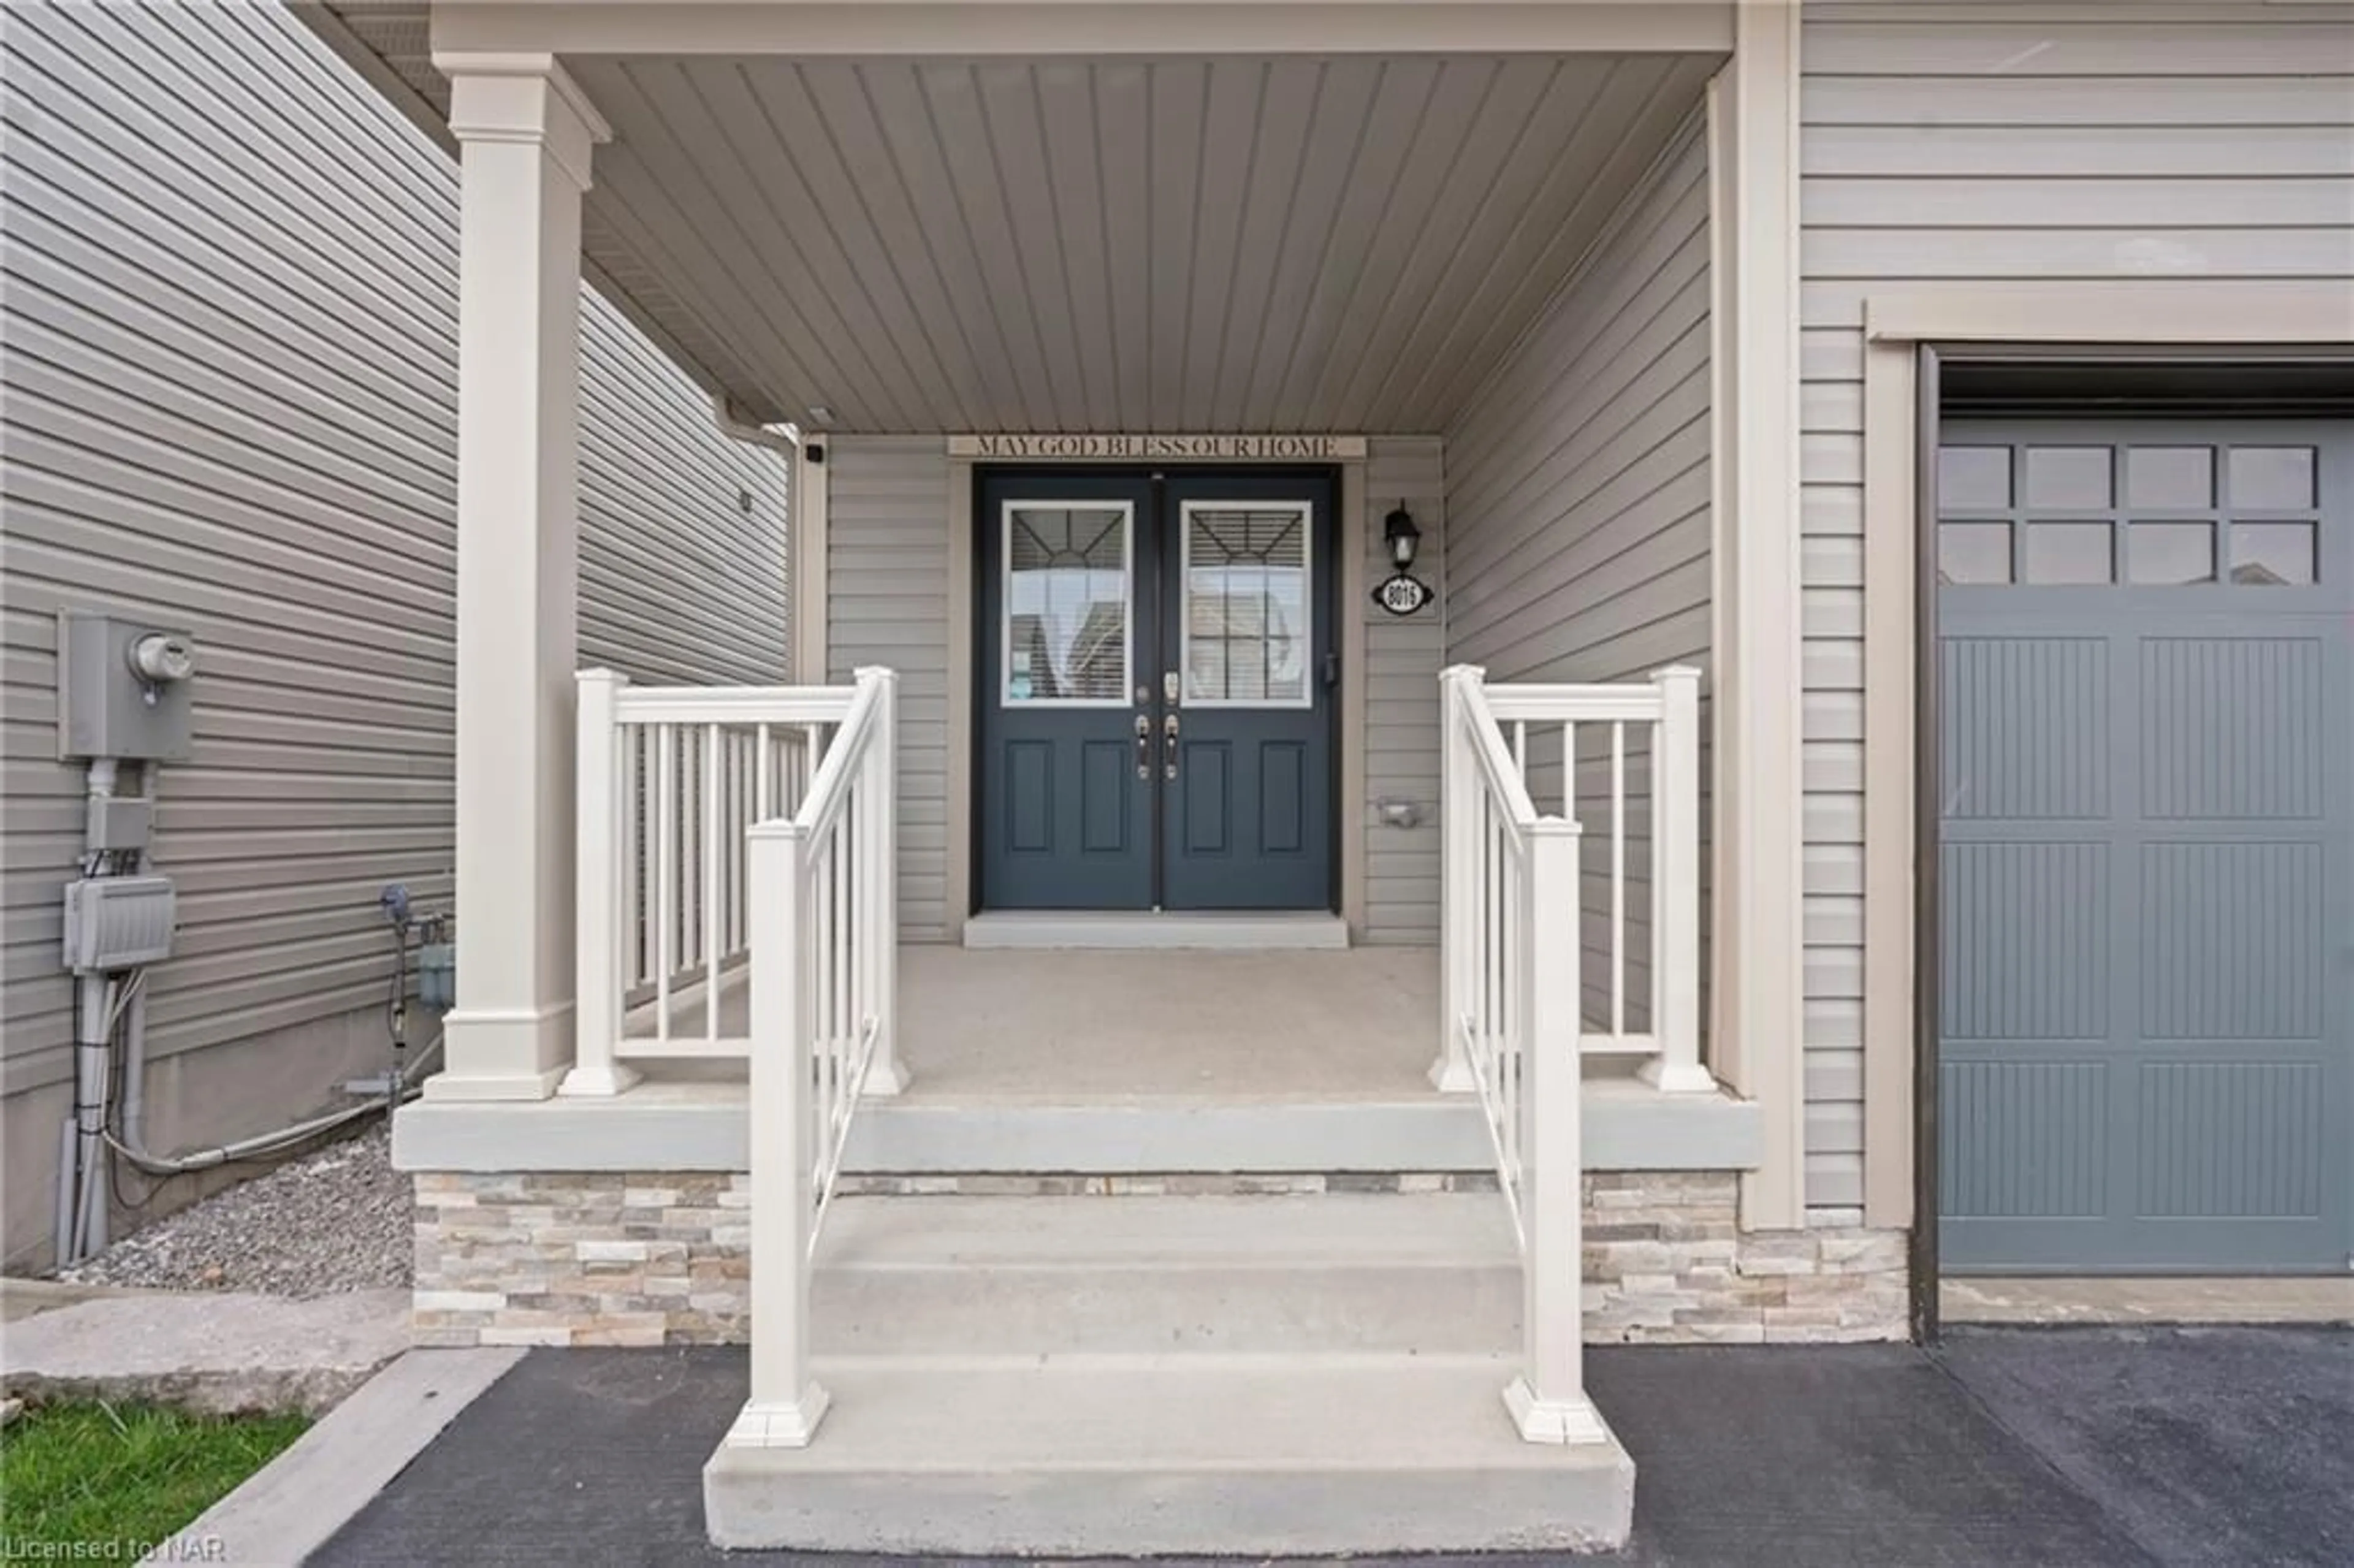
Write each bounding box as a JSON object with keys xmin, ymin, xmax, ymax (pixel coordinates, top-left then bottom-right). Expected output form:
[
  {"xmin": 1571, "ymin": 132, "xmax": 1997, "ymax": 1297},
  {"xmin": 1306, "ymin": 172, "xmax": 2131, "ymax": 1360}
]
[
  {"xmin": 703, "ymin": 1352, "xmax": 1634, "ymax": 1554},
  {"xmin": 809, "ymin": 1193, "xmax": 1523, "ymax": 1355}
]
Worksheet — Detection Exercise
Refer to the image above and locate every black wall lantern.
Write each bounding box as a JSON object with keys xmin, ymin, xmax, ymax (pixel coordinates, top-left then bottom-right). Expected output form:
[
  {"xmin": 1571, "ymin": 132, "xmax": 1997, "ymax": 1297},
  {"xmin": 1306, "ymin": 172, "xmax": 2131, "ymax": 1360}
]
[
  {"xmin": 1383, "ymin": 503, "xmax": 1422, "ymax": 569},
  {"xmin": 1371, "ymin": 503, "xmax": 1433, "ymax": 618}
]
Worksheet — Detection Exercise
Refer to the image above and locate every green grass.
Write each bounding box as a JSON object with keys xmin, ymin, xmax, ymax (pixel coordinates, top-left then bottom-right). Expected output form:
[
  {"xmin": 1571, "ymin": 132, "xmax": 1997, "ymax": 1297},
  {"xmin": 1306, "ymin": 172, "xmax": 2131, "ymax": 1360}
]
[{"xmin": 0, "ymin": 1400, "xmax": 310, "ymax": 1552}]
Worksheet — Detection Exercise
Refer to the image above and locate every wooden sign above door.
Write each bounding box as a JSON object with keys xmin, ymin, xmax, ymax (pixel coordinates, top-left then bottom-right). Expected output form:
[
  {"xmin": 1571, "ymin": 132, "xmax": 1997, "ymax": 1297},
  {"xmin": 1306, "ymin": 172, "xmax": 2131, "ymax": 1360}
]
[{"xmin": 950, "ymin": 433, "xmax": 1367, "ymax": 462}]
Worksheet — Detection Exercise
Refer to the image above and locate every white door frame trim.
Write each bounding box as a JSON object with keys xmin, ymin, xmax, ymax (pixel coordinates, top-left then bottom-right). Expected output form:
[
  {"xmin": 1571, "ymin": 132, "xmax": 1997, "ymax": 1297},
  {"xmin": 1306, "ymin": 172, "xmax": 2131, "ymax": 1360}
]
[{"xmin": 1855, "ymin": 283, "xmax": 2354, "ymax": 1228}]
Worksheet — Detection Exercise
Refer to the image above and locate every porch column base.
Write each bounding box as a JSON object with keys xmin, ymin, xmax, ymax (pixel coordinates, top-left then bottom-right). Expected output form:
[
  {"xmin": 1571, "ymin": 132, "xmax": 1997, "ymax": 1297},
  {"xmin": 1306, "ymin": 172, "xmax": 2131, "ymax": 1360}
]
[
  {"xmin": 1637, "ymin": 1058, "xmax": 1720, "ymax": 1095},
  {"xmin": 426, "ymin": 1003, "xmax": 574, "ymax": 1102},
  {"xmin": 859, "ymin": 1058, "xmax": 910, "ymax": 1097},
  {"xmin": 1502, "ymin": 1377, "xmax": 1611, "ymax": 1446},
  {"xmin": 1428, "ymin": 1053, "xmax": 1476, "ymax": 1094},
  {"xmin": 723, "ymin": 1389, "xmax": 831, "ymax": 1450},
  {"xmin": 557, "ymin": 1060, "xmax": 644, "ymax": 1097}
]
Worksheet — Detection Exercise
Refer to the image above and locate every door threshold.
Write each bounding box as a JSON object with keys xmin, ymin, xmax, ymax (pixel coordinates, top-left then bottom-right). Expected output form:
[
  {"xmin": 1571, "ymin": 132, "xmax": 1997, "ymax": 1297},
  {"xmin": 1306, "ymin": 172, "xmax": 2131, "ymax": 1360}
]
[{"xmin": 962, "ymin": 911, "xmax": 1350, "ymax": 951}]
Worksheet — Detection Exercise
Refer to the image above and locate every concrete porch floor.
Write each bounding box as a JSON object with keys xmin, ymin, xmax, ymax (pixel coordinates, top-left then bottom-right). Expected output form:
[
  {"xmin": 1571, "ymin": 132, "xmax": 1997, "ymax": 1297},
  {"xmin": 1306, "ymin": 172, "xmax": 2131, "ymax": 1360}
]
[
  {"xmin": 501, "ymin": 943, "xmax": 1762, "ymax": 1176},
  {"xmin": 897, "ymin": 946, "xmax": 1436, "ymax": 1103},
  {"xmin": 646, "ymin": 945, "xmax": 1439, "ymax": 1103}
]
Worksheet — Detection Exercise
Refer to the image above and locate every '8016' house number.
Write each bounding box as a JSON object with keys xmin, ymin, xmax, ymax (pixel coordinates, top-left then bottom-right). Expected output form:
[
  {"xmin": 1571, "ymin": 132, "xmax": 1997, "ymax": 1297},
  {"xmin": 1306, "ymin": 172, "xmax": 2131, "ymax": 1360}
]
[{"xmin": 1372, "ymin": 571, "xmax": 1433, "ymax": 617}]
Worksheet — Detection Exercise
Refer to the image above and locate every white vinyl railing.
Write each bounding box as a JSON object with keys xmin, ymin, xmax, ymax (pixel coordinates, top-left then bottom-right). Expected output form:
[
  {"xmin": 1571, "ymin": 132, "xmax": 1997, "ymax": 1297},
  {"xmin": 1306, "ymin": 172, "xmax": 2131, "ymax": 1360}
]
[
  {"xmin": 726, "ymin": 666, "xmax": 899, "ymax": 1451},
  {"xmin": 1437, "ymin": 662, "xmax": 1706, "ymax": 1447},
  {"xmin": 567, "ymin": 670, "xmax": 860, "ymax": 1096},
  {"xmin": 1439, "ymin": 662, "xmax": 1708, "ymax": 1095}
]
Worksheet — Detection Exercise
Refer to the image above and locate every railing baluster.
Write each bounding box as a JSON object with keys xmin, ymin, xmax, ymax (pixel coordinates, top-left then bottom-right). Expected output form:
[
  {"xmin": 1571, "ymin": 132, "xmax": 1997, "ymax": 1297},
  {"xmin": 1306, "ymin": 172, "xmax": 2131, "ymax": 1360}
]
[
  {"xmin": 705, "ymin": 725, "xmax": 723, "ymax": 1040},
  {"xmin": 1562, "ymin": 721, "xmax": 1577, "ymax": 820},
  {"xmin": 756, "ymin": 723, "xmax": 773, "ymax": 820},
  {"xmin": 655, "ymin": 723, "xmax": 676, "ymax": 1042},
  {"xmin": 628, "ymin": 725, "xmax": 646, "ymax": 988},
  {"xmin": 1610, "ymin": 721, "xmax": 1626, "ymax": 1042},
  {"xmin": 838, "ymin": 800, "xmax": 856, "ymax": 1116}
]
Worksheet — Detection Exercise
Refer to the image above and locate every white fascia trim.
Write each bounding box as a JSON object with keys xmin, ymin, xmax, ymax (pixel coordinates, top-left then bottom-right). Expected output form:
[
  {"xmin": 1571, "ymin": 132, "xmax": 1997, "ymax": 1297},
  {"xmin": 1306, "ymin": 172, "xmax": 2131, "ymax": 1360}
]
[{"xmin": 431, "ymin": 2, "xmax": 1737, "ymax": 59}]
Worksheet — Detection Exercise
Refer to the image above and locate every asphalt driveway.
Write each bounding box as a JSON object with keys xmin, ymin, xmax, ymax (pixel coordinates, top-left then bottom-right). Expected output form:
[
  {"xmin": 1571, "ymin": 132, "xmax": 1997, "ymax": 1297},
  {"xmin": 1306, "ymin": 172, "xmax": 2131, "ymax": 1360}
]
[{"xmin": 313, "ymin": 1326, "xmax": 2352, "ymax": 1567}]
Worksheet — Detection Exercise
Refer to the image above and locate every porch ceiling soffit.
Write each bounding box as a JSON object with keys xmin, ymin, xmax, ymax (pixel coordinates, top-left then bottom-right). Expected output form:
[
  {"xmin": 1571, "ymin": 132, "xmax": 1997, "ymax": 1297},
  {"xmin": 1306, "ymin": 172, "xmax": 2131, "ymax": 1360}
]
[{"xmin": 311, "ymin": 4, "xmax": 1724, "ymax": 432}]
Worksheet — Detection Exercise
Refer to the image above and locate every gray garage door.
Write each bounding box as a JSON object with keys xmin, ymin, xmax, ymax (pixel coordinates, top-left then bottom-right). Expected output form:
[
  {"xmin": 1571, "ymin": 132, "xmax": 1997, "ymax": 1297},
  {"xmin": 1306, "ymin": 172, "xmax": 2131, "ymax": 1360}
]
[{"xmin": 1936, "ymin": 420, "xmax": 2352, "ymax": 1274}]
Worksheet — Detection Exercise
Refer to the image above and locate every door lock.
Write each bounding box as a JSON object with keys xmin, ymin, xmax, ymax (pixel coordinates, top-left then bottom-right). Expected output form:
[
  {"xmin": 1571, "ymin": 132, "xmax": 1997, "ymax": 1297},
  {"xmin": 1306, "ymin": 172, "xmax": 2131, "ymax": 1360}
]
[
  {"xmin": 1163, "ymin": 712, "xmax": 1179, "ymax": 780},
  {"xmin": 1134, "ymin": 712, "xmax": 1151, "ymax": 780}
]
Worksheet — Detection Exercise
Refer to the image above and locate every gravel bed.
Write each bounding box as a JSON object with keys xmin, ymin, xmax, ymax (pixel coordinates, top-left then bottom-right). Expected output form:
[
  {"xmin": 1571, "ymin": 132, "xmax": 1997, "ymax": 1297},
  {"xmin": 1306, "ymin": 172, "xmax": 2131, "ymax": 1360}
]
[{"xmin": 59, "ymin": 1120, "xmax": 412, "ymax": 1298}]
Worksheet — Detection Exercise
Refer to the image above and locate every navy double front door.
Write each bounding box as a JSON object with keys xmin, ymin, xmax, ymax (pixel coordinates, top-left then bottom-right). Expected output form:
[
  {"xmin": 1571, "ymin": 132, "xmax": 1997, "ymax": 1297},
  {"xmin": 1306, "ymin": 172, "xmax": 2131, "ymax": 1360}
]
[{"xmin": 977, "ymin": 468, "xmax": 1338, "ymax": 912}]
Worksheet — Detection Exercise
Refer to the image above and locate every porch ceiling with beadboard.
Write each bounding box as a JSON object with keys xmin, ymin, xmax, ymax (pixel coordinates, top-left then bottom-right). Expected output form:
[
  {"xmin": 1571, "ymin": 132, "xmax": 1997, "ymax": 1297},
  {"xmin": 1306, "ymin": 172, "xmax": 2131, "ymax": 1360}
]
[{"xmin": 305, "ymin": 4, "xmax": 1721, "ymax": 432}]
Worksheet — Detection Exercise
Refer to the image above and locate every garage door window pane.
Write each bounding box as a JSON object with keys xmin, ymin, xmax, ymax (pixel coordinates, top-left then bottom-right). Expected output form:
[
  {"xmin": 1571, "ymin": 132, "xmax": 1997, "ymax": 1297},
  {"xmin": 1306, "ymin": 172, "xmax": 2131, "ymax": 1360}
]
[
  {"xmin": 2025, "ymin": 447, "xmax": 2112, "ymax": 509},
  {"xmin": 2024, "ymin": 522, "xmax": 2112, "ymax": 584},
  {"xmin": 2230, "ymin": 521, "xmax": 2317, "ymax": 585},
  {"xmin": 2127, "ymin": 447, "xmax": 2214, "ymax": 510},
  {"xmin": 2129, "ymin": 522, "xmax": 2215, "ymax": 585},
  {"xmin": 2228, "ymin": 447, "xmax": 2316, "ymax": 511},
  {"xmin": 1940, "ymin": 447, "xmax": 2012, "ymax": 511},
  {"xmin": 1939, "ymin": 522, "xmax": 2013, "ymax": 584}
]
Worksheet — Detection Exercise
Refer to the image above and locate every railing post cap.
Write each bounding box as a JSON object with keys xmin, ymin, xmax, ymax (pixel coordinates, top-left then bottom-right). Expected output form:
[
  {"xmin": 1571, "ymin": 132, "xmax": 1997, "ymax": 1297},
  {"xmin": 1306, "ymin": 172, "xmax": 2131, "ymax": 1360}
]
[
  {"xmin": 853, "ymin": 664, "xmax": 899, "ymax": 685},
  {"xmin": 578, "ymin": 666, "xmax": 628, "ymax": 687},
  {"xmin": 747, "ymin": 818, "xmax": 809, "ymax": 843},
  {"xmin": 1441, "ymin": 663, "xmax": 1488, "ymax": 683},
  {"xmin": 1650, "ymin": 664, "xmax": 1703, "ymax": 683}
]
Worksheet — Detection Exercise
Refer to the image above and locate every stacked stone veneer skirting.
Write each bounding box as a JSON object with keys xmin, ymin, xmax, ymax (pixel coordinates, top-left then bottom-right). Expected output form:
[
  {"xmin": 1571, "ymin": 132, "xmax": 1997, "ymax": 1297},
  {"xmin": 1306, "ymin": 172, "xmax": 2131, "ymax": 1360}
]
[{"xmin": 412, "ymin": 1170, "xmax": 1908, "ymax": 1349}]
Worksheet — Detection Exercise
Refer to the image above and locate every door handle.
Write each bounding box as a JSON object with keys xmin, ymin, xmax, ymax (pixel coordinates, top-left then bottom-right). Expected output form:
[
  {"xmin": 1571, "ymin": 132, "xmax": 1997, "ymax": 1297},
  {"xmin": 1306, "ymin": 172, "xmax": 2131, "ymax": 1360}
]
[
  {"xmin": 1135, "ymin": 713, "xmax": 1151, "ymax": 780},
  {"xmin": 1163, "ymin": 712, "xmax": 1179, "ymax": 781}
]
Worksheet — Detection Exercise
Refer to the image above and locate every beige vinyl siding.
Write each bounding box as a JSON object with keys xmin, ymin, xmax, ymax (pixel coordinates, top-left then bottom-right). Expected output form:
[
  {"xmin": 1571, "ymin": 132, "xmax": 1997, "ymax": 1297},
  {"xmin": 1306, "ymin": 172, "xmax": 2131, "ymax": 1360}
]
[
  {"xmin": 1363, "ymin": 436, "xmax": 1445, "ymax": 945},
  {"xmin": 0, "ymin": 0, "xmax": 786, "ymax": 1125},
  {"xmin": 1798, "ymin": 0, "xmax": 2354, "ymax": 1211},
  {"xmin": 1441, "ymin": 116, "xmax": 1712, "ymax": 1033},
  {"xmin": 824, "ymin": 438, "xmax": 955, "ymax": 941}
]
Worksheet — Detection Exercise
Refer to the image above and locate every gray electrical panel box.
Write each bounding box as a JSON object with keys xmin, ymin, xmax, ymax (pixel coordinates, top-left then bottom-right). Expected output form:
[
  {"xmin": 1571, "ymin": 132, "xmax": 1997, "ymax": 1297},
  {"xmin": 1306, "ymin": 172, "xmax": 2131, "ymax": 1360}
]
[
  {"xmin": 58, "ymin": 611, "xmax": 197, "ymax": 762},
  {"xmin": 63, "ymin": 875, "xmax": 177, "ymax": 972}
]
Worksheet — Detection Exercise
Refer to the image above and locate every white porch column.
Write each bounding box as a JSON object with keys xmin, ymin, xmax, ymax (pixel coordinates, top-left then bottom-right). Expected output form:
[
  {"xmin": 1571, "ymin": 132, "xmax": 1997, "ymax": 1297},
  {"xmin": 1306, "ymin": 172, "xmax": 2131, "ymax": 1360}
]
[
  {"xmin": 426, "ymin": 56, "xmax": 611, "ymax": 1103},
  {"xmin": 1707, "ymin": 2, "xmax": 1809, "ymax": 1224}
]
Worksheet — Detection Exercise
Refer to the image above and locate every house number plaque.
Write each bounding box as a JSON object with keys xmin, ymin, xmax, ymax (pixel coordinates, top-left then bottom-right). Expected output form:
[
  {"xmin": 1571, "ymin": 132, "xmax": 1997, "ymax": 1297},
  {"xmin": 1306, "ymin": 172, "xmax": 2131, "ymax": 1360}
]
[{"xmin": 1372, "ymin": 572, "xmax": 1433, "ymax": 617}]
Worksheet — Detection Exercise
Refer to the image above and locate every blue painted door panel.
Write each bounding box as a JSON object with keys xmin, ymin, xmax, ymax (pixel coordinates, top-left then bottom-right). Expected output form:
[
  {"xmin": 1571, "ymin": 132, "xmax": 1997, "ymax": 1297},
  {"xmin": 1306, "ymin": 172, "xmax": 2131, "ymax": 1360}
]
[
  {"xmin": 975, "ymin": 468, "xmax": 1338, "ymax": 913},
  {"xmin": 1160, "ymin": 471, "xmax": 1337, "ymax": 911},
  {"xmin": 1937, "ymin": 420, "xmax": 2353, "ymax": 1274},
  {"xmin": 977, "ymin": 471, "xmax": 1157, "ymax": 910}
]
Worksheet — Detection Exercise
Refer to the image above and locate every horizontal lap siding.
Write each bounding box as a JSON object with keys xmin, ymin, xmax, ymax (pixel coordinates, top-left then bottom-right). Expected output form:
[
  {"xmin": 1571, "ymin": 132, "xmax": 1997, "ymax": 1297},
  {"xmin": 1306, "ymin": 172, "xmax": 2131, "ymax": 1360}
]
[
  {"xmin": 1441, "ymin": 120, "xmax": 1712, "ymax": 1037},
  {"xmin": 1799, "ymin": 0, "xmax": 2354, "ymax": 1210},
  {"xmin": 0, "ymin": 1, "xmax": 786, "ymax": 1102},
  {"xmin": 1365, "ymin": 438, "xmax": 1445, "ymax": 944},
  {"xmin": 824, "ymin": 438, "xmax": 952, "ymax": 940}
]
